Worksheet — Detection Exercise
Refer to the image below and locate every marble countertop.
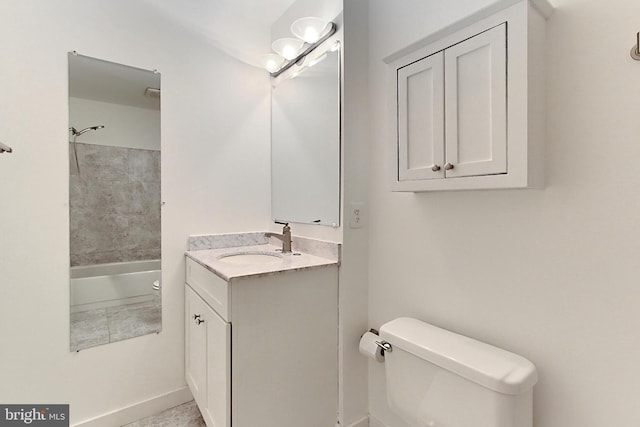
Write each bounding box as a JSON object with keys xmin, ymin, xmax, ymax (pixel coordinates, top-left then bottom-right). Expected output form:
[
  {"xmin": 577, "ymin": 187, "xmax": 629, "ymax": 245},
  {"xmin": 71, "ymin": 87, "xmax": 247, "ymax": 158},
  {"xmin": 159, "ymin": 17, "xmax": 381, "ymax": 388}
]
[{"xmin": 186, "ymin": 243, "xmax": 339, "ymax": 282}]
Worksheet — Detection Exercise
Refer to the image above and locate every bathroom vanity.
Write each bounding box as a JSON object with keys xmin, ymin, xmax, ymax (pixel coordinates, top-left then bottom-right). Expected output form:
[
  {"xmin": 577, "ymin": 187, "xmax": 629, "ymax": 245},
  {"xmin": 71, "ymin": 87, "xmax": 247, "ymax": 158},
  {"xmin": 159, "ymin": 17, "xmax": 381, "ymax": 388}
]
[{"xmin": 184, "ymin": 233, "xmax": 339, "ymax": 427}]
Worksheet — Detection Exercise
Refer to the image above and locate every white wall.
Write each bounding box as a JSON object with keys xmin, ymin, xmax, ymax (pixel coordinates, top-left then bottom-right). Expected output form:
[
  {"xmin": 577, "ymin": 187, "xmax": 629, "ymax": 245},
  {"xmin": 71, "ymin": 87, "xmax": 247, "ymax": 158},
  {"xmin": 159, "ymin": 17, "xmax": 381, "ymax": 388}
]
[
  {"xmin": 69, "ymin": 98, "xmax": 160, "ymax": 150},
  {"xmin": 367, "ymin": 0, "xmax": 640, "ymax": 426},
  {"xmin": 341, "ymin": 1, "xmax": 371, "ymax": 426},
  {"xmin": 0, "ymin": 0, "xmax": 270, "ymax": 424},
  {"xmin": 271, "ymin": 2, "xmax": 371, "ymax": 426}
]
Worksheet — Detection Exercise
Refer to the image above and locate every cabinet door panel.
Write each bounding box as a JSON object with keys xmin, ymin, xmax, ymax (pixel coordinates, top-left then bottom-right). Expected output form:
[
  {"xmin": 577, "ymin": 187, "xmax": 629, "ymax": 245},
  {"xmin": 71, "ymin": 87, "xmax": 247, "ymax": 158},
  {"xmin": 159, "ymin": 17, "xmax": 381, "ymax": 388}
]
[
  {"xmin": 204, "ymin": 308, "xmax": 231, "ymax": 427},
  {"xmin": 445, "ymin": 23, "xmax": 507, "ymax": 178},
  {"xmin": 185, "ymin": 285, "xmax": 207, "ymax": 409},
  {"xmin": 397, "ymin": 52, "xmax": 445, "ymax": 181}
]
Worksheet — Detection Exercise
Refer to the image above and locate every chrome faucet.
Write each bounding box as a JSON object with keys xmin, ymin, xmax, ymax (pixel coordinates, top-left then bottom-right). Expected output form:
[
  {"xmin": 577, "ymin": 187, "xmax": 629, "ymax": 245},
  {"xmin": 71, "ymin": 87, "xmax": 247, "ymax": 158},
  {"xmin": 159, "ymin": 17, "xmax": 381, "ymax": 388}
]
[{"xmin": 265, "ymin": 222, "xmax": 292, "ymax": 253}]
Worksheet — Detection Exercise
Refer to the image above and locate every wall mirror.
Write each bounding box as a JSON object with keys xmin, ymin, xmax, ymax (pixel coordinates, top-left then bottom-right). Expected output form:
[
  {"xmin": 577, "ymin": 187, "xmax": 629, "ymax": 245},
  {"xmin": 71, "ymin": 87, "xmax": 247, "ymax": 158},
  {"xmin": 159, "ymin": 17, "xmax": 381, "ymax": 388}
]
[
  {"xmin": 68, "ymin": 53, "xmax": 161, "ymax": 351},
  {"xmin": 271, "ymin": 43, "xmax": 341, "ymax": 226}
]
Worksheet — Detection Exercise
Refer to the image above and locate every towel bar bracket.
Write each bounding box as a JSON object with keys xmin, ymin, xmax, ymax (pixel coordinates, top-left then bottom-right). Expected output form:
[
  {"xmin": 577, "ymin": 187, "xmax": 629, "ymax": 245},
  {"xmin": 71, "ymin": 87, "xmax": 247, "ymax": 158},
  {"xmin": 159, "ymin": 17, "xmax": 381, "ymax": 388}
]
[
  {"xmin": 631, "ymin": 32, "xmax": 640, "ymax": 60},
  {"xmin": 0, "ymin": 141, "xmax": 13, "ymax": 154}
]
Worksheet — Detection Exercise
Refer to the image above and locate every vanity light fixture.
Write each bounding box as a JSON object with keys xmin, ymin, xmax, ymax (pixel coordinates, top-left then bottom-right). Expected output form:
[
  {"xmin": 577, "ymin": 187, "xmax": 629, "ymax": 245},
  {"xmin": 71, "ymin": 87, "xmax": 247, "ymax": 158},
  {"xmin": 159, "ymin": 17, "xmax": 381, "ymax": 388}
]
[
  {"xmin": 259, "ymin": 53, "xmax": 285, "ymax": 73},
  {"xmin": 307, "ymin": 53, "xmax": 328, "ymax": 68},
  {"xmin": 259, "ymin": 17, "xmax": 337, "ymax": 77},
  {"xmin": 272, "ymin": 38, "xmax": 306, "ymax": 61},
  {"xmin": 291, "ymin": 17, "xmax": 330, "ymax": 43}
]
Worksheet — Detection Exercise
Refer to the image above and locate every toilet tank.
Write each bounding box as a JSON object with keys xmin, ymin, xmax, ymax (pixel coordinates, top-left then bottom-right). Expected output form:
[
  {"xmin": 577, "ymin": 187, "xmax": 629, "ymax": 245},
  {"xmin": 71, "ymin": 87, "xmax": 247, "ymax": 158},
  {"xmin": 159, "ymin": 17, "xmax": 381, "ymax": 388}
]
[{"xmin": 379, "ymin": 318, "xmax": 538, "ymax": 427}]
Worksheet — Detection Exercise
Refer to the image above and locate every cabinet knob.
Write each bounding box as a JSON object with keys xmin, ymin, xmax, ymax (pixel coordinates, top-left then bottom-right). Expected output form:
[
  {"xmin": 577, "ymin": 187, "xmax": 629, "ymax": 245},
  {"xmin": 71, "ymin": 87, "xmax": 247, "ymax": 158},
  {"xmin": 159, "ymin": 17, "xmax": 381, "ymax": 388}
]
[
  {"xmin": 444, "ymin": 163, "xmax": 455, "ymax": 171},
  {"xmin": 193, "ymin": 314, "xmax": 201, "ymax": 320},
  {"xmin": 196, "ymin": 319, "xmax": 205, "ymax": 325},
  {"xmin": 431, "ymin": 164, "xmax": 441, "ymax": 172}
]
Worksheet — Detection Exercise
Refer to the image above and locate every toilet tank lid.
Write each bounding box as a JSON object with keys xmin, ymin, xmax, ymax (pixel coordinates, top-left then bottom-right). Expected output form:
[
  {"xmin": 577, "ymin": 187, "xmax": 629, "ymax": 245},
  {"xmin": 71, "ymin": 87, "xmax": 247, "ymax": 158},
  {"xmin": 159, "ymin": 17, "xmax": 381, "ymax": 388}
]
[{"xmin": 379, "ymin": 317, "xmax": 538, "ymax": 395}]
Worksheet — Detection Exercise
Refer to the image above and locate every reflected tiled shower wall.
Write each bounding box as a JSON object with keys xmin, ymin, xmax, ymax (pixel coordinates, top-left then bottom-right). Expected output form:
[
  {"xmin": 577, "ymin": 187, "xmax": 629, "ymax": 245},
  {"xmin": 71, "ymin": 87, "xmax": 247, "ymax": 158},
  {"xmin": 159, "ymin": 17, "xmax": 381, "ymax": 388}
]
[{"xmin": 70, "ymin": 143, "xmax": 160, "ymax": 267}]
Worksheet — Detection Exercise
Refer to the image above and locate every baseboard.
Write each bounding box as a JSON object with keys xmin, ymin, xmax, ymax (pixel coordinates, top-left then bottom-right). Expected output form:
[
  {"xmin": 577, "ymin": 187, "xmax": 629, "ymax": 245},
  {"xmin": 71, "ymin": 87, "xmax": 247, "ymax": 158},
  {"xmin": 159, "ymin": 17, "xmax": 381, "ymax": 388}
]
[
  {"xmin": 73, "ymin": 386, "xmax": 192, "ymax": 427},
  {"xmin": 368, "ymin": 414, "xmax": 389, "ymax": 427},
  {"xmin": 340, "ymin": 416, "xmax": 369, "ymax": 427}
]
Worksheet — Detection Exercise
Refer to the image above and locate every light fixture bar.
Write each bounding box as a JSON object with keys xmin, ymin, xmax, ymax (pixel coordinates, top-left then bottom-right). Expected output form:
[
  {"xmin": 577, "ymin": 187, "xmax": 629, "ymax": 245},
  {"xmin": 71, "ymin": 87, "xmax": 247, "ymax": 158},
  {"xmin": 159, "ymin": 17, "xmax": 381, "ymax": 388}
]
[{"xmin": 270, "ymin": 22, "xmax": 337, "ymax": 78}]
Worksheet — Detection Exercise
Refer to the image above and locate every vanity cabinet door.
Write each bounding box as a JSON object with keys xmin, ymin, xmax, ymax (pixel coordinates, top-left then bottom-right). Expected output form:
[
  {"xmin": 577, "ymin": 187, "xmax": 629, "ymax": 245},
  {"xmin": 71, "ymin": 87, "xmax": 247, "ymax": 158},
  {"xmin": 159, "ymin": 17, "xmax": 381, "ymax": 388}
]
[
  {"xmin": 204, "ymin": 304, "xmax": 231, "ymax": 427},
  {"xmin": 444, "ymin": 23, "xmax": 507, "ymax": 178},
  {"xmin": 392, "ymin": 24, "xmax": 507, "ymax": 187},
  {"xmin": 186, "ymin": 284, "xmax": 231, "ymax": 427},
  {"xmin": 397, "ymin": 52, "xmax": 445, "ymax": 181},
  {"xmin": 185, "ymin": 285, "xmax": 208, "ymax": 410}
]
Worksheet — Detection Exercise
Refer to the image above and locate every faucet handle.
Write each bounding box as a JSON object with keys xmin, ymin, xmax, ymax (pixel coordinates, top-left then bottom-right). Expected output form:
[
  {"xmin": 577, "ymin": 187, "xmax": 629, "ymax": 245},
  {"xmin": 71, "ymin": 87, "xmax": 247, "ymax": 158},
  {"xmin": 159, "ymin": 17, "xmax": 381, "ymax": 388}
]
[{"xmin": 275, "ymin": 221, "xmax": 290, "ymax": 232}]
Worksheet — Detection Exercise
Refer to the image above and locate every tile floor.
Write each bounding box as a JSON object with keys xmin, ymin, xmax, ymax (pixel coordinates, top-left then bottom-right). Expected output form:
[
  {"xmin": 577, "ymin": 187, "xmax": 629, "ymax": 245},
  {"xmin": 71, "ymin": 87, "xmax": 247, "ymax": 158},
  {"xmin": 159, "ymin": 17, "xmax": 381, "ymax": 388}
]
[
  {"xmin": 70, "ymin": 299, "xmax": 161, "ymax": 351},
  {"xmin": 123, "ymin": 401, "xmax": 205, "ymax": 427}
]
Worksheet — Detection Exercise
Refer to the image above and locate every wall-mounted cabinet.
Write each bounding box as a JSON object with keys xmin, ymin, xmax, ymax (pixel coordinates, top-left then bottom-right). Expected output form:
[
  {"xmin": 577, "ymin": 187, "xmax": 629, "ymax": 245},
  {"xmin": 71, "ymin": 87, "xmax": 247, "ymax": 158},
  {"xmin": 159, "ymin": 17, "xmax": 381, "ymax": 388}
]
[{"xmin": 387, "ymin": 0, "xmax": 552, "ymax": 191}]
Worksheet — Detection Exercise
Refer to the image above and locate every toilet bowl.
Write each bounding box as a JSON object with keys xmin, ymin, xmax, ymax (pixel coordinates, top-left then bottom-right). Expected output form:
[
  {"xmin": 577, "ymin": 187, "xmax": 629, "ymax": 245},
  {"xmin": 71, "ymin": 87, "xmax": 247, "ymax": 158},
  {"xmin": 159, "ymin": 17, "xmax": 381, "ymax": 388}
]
[{"xmin": 152, "ymin": 280, "xmax": 161, "ymax": 297}]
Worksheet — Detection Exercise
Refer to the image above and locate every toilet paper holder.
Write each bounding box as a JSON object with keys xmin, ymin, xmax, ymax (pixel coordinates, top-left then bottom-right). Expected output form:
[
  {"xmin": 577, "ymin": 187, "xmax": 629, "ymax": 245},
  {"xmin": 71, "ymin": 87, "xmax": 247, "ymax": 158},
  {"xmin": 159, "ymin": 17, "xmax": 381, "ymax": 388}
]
[
  {"xmin": 368, "ymin": 328, "xmax": 392, "ymax": 354},
  {"xmin": 375, "ymin": 340, "xmax": 392, "ymax": 353},
  {"xmin": 360, "ymin": 329, "xmax": 388, "ymax": 362}
]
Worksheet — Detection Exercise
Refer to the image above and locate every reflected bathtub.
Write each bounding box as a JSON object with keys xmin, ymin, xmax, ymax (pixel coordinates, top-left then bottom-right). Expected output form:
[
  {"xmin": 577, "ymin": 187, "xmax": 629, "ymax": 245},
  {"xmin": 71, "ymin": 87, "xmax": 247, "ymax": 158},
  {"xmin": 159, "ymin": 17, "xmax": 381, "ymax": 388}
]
[{"xmin": 70, "ymin": 260, "xmax": 160, "ymax": 313}]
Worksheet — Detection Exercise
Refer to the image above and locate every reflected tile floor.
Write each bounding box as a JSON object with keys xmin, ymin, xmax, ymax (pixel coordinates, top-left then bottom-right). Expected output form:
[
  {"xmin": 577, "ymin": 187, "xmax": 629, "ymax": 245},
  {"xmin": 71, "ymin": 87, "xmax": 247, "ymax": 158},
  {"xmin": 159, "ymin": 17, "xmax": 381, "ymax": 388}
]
[
  {"xmin": 123, "ymin": 401, "xmax": 205, "ymax": 427},
  {"xmin": 69, "ymin": 308, "xmax": 110, "ymax": 350},
  {"xmin": 70, "ymin": 299, "xmax": 161, "ymax": 351},
  {"xmin": 107, "ymin": 300, "xmax": 162, "ymax": 342}
]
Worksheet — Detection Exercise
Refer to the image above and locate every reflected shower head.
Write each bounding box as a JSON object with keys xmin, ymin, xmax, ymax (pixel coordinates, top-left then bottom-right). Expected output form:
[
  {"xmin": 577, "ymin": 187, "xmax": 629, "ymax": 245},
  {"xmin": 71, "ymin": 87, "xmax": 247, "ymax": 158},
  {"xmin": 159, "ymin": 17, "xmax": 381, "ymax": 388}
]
[
  {"xmin": 69, "ymin": 125, "xmax": 105, "ymax": 136},
  {"xmin": 69, "ymin": 125, "xmax": 105, "ymax": 174}
]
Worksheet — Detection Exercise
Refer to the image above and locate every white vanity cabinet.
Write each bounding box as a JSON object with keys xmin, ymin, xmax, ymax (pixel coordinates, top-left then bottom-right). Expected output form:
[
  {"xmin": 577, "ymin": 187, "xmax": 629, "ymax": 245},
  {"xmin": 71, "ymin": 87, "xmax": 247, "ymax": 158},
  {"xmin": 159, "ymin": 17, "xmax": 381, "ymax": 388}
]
[
  {"xmin": 388, "ymin": 0, "xmax": 552, "ymax": 191},
  {"xmin": 185, "ymin": 283, "xmax": 230, "ymax": 427},
  {"xmin": 185, "ymin": 256, "xmax": 338, "ymax": 427}
]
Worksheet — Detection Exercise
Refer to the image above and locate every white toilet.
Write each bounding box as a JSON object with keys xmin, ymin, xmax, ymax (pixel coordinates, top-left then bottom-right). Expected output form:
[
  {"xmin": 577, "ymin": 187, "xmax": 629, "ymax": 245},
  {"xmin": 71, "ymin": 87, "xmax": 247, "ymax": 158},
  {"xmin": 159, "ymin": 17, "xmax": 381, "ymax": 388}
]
[
  {"xmin": 152, "ymin": 280, "xmax": 161, "ymax": 298},
  {"xmin": 379, "ymin": 317, "xmax": 538, "ymax": 427}
]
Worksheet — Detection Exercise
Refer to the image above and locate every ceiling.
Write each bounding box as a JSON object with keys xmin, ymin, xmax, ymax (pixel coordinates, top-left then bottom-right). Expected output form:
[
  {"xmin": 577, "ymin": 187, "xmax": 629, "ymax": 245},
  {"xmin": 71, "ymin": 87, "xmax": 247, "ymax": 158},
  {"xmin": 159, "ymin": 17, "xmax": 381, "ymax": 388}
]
[
  {"xmin": 69, "ymin": 53, "xmax": 161, "ymax": 110},
  {"xmin": 139, "ymin": 0, "xmax": 298, "ymax": 67},
  {"xmin": 68, "ymin": 1, "xmax": 298, "ymax": 108}
]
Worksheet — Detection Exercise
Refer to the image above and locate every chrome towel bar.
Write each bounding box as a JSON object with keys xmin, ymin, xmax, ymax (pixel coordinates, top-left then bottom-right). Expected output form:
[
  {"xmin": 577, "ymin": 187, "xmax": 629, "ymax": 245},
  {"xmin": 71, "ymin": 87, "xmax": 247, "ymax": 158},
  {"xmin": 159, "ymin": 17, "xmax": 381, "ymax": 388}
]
[
  {"xmin": 631, "ymin": 32, "xmax": 640, "ymax": 61},
  {"xmin": 0, "ymin": 141, "xmax": 13, "ymax": 154}
]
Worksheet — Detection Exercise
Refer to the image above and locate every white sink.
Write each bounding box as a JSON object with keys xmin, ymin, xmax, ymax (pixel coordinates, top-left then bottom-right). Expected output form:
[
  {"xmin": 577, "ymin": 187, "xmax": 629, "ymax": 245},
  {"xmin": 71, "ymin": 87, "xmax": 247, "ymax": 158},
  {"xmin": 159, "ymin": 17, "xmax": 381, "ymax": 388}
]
[{"xmin": 217, "ymin": 252, "xmax": 283, "ymax": 264}]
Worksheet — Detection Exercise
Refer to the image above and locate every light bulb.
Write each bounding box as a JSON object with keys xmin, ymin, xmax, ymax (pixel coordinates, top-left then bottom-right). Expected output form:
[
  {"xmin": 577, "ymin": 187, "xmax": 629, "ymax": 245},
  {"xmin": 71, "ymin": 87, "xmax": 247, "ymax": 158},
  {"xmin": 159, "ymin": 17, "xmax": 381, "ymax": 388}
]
[
  {"xmin": 259, "ymin": 54, "xmax": 284, "ymax": 73},
  {"xmin": 272, "ymin": 38, "xmax": 305, "ymax": 61},
  {"xmin": 291, "ymin": 17, "xmax": 330, "ymax": 44},
  {"xmin": 304, "ymin": 27, "xmax": 319, "ymax": 43}
]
